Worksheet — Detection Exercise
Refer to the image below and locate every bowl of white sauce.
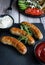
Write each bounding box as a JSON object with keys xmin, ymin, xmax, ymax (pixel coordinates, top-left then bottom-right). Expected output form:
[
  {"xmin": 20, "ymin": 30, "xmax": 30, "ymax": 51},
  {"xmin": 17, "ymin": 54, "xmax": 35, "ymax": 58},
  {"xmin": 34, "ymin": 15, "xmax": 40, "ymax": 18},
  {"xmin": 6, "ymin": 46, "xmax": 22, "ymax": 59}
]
[{"xmin": 0, "ymin": 15, "xmax": 14, "ymax": 29}]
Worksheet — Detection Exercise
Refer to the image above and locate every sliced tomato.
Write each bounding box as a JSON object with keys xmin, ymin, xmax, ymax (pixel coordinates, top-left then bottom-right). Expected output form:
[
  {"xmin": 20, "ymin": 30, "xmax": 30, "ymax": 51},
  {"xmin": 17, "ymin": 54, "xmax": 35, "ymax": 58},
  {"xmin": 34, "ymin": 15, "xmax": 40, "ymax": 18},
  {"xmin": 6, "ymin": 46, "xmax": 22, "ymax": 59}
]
[{"xmin": 25, "ymin": 8, "xmax": 44, "ymax": 16}]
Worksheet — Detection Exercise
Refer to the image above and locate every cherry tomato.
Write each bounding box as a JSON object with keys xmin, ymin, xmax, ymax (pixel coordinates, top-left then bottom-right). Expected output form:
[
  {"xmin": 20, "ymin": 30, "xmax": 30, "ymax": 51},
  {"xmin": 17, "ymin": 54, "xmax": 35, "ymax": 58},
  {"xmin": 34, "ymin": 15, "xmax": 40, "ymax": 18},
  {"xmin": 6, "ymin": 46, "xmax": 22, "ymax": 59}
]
[{"xmin": 25, "ymin": 8, "xmax": 44, "ymax": 16}]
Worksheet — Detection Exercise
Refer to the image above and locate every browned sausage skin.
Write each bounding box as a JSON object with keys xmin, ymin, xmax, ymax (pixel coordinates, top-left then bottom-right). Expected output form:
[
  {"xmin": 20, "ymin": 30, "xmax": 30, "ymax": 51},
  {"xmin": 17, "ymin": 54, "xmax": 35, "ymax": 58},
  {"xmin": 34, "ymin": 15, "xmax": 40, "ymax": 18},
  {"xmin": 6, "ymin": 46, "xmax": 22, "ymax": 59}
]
[
  {"xmin": 1, "ymin": 36, "xmax": 27, "ymax": 55},
  {"xmin": 10, "ymin": 27, "xmax": 27, "ymax": 36},
  {"xmin": 10, "ymin": 27, "xmax": 35, "ymax": 45},
  {"xmin": 21, "ymin": 22, "xmax": 43, "ymax": 40}
]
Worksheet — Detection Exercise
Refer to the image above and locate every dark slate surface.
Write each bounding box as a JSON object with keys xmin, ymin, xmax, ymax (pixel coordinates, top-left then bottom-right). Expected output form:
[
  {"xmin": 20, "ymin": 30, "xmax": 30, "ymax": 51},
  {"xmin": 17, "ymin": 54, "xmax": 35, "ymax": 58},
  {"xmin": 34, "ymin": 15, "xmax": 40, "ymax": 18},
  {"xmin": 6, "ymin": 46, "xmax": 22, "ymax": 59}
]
[{"xmin": 0, "ymin": 23, "xmax": 45, "ymax": 65}]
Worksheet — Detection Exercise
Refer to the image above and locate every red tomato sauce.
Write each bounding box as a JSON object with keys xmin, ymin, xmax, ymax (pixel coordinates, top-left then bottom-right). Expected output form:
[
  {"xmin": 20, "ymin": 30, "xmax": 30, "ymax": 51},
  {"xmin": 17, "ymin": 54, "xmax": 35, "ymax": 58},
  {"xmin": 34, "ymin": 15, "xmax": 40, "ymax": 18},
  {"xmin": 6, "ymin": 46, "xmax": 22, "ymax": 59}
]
[
  {"xmin": 35, "ymin": 41, "xmax": 45, "ymax": 63},
  {"xmin": 25, "ymin": 8, "xmax": 44, "ymax": 16}
]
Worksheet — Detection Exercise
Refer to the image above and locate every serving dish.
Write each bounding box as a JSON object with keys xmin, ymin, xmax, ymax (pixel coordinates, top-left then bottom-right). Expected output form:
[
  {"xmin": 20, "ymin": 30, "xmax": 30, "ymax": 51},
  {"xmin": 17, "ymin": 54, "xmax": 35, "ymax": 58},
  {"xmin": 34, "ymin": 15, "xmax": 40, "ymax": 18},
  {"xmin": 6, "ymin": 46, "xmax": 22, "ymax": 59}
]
[
  {"xmin": 17, "ymin": 0, "xmax": 45, "ymax": 18},
  {"xmin": 0, "ymin": 14, "xmax": 14, "ymax": 29},
  {"xmin": 0, "ymin": 23, "xmax": 45, "ymax": 65},
  {"xmin": 34, "ymin": 41, "xmax": 45, "ymax": 63}
]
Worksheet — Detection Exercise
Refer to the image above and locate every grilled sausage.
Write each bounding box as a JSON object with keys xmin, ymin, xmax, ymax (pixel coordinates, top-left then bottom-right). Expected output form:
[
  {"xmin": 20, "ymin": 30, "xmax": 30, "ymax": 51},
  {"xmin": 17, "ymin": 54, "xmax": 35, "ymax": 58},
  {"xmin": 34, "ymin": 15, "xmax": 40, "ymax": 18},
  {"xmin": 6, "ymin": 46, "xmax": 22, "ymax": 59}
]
[
  {"xmin": 1, "ymin": 36, "xmax": 27, "ymax": 55},
  {"xmin": 26, "ymin": 34, "xmax": 35, "ymax": 45},
  {"xmin": 21, "ymin": 22, "xmax": 43, "ymax": 40},
  {"xmin": 10, "ymin": 27, "xmax": 35, "ymax": 45},
  {"xmin": 10, "ymin": 27, "xmax": 27, "ymax": 36}
]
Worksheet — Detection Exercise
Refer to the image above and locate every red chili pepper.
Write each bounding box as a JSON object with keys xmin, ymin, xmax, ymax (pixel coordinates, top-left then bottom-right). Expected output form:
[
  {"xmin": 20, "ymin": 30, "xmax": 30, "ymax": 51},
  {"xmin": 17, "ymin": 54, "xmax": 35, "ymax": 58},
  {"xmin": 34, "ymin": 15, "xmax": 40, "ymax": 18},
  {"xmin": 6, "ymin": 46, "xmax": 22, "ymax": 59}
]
[{"xmin": 25, "ymin": 8, "xmax": 44, "ymax": 16}]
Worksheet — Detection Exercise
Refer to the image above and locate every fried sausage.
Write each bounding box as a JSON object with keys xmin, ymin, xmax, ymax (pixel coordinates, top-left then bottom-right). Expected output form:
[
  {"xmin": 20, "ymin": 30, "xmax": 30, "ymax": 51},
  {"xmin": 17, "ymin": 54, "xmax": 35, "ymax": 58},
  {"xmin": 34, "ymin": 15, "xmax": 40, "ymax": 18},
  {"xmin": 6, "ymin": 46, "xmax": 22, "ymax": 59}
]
[
  {"xmin": 21, "ymin": 22, "xmax": 43, "ymax": 40},
  {"xmin": 1, "ymin": 36, "xmax": 27, "ymax": 55},
  {"xmin": 10, "ymin": 27, "xmax": 27, "ymax": 36},
  {"xmin": 10, "ymin": 27, "xmax": 35, "ymax": 45},
  {"xmin": 26, "ymin": 34, "xmax": 35, "ymax": 45}
]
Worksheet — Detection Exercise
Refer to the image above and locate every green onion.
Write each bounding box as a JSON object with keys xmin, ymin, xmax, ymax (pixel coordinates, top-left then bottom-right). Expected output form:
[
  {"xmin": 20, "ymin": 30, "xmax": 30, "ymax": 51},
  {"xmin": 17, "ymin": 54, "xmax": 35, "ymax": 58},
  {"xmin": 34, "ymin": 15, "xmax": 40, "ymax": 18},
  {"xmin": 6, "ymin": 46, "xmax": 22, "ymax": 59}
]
[
  {"xmin": 20, "ymin": 24, "xmax": 33, "ymax": 36},
  {"xmin": 20, "ymin": 25, "xmax": 23, "ymax": 30},
  {"xmin": 18, "ymin": 36, "xmax": 28, "ymax": 44}
]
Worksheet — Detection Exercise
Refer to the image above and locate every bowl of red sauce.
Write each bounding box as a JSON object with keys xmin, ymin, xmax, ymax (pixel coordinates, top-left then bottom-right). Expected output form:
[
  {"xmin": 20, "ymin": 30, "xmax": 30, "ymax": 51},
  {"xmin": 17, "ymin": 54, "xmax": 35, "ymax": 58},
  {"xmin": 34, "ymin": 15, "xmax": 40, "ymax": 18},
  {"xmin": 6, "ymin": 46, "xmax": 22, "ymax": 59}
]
[{"xmin": 34, "ymin": 41, "xmax": 45, "ymax": 63}]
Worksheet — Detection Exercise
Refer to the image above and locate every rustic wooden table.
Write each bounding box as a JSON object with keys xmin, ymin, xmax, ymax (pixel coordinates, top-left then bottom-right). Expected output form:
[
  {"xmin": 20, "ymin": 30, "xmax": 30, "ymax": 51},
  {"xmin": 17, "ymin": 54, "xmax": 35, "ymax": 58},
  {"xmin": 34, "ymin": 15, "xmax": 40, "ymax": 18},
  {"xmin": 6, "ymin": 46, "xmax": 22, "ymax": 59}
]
[{"xmin": 0, "ymin": 0, "xmax": 45, "ymax": 29}]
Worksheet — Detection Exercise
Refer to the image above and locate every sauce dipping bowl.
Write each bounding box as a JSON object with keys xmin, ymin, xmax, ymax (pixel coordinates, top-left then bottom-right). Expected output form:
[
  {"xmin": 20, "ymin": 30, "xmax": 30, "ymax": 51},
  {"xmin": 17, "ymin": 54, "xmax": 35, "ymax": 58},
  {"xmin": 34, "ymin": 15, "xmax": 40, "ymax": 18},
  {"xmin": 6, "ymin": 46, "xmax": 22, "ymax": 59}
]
[
  {"xmin": 34, "ymin": 41, "xmax": 45, "ymax": 63},
  {"xmin": 0, "ymin": 14, "xmax": 14, "ymax": 29}
]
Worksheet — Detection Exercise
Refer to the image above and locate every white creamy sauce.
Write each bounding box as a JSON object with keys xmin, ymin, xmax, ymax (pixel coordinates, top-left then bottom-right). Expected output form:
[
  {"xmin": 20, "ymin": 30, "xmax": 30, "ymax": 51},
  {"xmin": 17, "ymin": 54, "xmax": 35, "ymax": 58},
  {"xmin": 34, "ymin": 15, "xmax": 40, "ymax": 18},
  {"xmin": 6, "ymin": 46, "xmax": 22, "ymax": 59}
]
[{"xmin": 0, "ymin": 16, "xmax": 13, "ymax": 29}]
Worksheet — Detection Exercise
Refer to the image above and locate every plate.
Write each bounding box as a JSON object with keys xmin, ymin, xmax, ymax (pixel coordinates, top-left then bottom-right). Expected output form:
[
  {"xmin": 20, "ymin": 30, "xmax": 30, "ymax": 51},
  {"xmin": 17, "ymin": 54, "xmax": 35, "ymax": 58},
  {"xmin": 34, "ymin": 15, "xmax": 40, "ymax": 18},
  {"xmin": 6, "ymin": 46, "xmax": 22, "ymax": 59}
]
[
  {"xmin": 0, "ymin": 23, "xmax": 45, "ymax": 65},
  {"xmin": 17, "ymin": 0, "xmax": 45, "ymax": 18}
]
